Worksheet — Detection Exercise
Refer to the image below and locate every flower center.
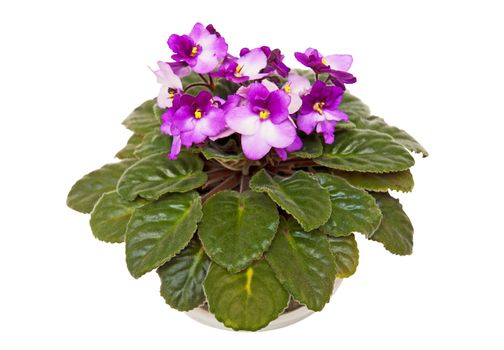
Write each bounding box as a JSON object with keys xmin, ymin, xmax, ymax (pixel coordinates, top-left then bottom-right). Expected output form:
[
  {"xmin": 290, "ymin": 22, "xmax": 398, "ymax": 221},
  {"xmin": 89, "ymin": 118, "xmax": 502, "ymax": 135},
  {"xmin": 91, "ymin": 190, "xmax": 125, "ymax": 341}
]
[
  {"xmin": 313, "ymin": 102, "xmax": 325, "ymax": 114},
  {"xmin": 190, "ymin": 45, "xmax": 199, "ymax": 57},
  {"xmin": 235, "ymin": 64, "xmax": 243, "ymax": 77},
  {"xmin": 321, "ymin": 57, "xmax": 327, "ymax": 65},
  {"xmin": 168, "ymin": 88, "xmax": 177, "ymax": 99},
  {"xmin": 284, "ymin": 83, "xmax": 291, "ymax": 93},
  {"xmin": 259, "ymin": 110, "xmax": 270, "ymax": 120},
  {"xmin": 194, "ymin": 109, "xmax": 203, "ymax": 119}
]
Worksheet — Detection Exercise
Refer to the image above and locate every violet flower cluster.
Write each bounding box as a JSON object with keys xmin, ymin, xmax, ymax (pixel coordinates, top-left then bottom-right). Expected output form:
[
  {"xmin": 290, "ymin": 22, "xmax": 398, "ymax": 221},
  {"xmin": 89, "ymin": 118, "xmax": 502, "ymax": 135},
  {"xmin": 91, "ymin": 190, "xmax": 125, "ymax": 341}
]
[{"xmin": 154, "ymin": 23, "xmax": 356, "ymax": 160}]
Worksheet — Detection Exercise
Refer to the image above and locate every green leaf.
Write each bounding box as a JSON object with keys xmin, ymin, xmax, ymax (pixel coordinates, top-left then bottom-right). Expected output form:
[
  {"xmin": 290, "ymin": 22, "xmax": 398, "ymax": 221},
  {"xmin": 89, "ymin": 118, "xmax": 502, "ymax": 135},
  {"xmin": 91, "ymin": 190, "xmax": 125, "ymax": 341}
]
[
  {"xmin": 67, "ymin": 159, "xmax": 136, "ymax": 214},
  {"xmin": 315, "ymin": 173, "xmax": 382, "ymax": 237},
  {"xmin": 250, "ymin": 169, "xmax": 331, "ymax": 231},
  {"xmin": 125, "ymin": 191, "xmax": 203, "ymax": 278},
  {"xmin": 292, "ymin": 134, "xmax": 323, "ymax": 159},
  {"xmin": 335, "ymin": 121, "xmax": 356, "ymax": 129},
  {"xmin": 265, "ymin": 218, "xmax": 336, "ymax": 311},
  {"xmin": 314, "ymin": 129, "xmax": 415, "ymax": 173},
  {"xmin": 331, "ymin": 169, "xmax": 414, "ymax": 193},
  {"xmin": 201, "ymin": 144, "xmax": 244, "ymax": 162},
  {"xmin": 340, "ymin": 93, "xmax": 371, "ymax": 121},
  {"xmin": 133, "ymin": 129, "xmax": 172, "ymax": 159},
  {"xmin": 370, "ymin": 192, "xmax": 414, "ymax": 255},
  {"xmin": 355, "ymin": 115, "xmax": 428, "ymax": 157},
  {"xmin": 198, "ymin": 191, "xmax": 279, "ymax": 273},
  {"xmin": 327, "ymin": 234, "xmax": 359, "ymax": 278},
  {"xmin": 116, "ymin": 133, "xmax": 143, "ymax": 159},
  {"xmin": 89, "ymin": 191, "xmax": 146, "ymax": 243},
  {"xmin": 117, "ymin": 152, "xmax": 207, "ymax": 201},
  {"xmin": 204, "ymin": 260, "xmax": 289, "ymax": 331},
  {"xmin": 157, "ymin": 239, "xmax": 210, "ymax": 311},
  {"xmin": 122, "ymin": 99, "xmax": 160, "ymax": 133}
]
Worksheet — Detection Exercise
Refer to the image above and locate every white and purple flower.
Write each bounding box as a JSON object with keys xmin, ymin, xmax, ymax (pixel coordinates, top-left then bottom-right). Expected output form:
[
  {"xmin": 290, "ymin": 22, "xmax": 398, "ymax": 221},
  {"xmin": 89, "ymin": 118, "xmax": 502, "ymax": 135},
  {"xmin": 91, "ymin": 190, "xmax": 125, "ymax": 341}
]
[
  {"xmin": 213, "ymin": 48, "xmax": 268, "ymax": 83},
  {"xmin": 225, "ymin": 82, "xmax": 296, "ymax": 160},
  {"xmin": 161, "ymin": 91, "xmax": 226, "ymax": 159},
  {"xmin": 168, "ymin": 23, "xmax": 228, "ymax": 74},
  {"xmin": 151, "ymin": 61, "xmax": 183, "ymax": 108},
  {"xmin": 295, "ymin": 48, "xmax": 356, "ymax": 88},
  {"xmin": 297, "ymin": 80, "xmax": 349, "ymax": 144}
]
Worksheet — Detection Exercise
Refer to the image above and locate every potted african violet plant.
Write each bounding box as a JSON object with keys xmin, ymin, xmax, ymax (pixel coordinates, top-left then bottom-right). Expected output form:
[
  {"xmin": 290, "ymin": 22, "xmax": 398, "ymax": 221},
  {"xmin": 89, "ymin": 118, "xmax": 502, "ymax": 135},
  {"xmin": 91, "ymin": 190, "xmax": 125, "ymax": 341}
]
[{"xmin": 67, "ymin": 22, "xmax": 428, "ymax": 332}]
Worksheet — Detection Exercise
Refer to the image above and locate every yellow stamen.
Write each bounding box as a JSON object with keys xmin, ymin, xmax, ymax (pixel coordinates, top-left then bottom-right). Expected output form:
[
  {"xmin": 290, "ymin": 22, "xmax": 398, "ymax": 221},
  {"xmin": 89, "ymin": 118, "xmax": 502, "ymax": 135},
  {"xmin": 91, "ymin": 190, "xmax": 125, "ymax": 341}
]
[
  {"xmin": 321, "ymin": 57, "xmax": 327, "ymax": 65},
  {"xmin": 190, "ymin": 46, "xmax": 198, "ymax": 57},
  {"xmin": 284, "ymin": 83, "xmax": 291, "ymax": 93},
  {"xmin": 259, "ymin": 110, "xmax": 270, "ymax": 119},
  {"xmin": 194, "ymin": 109, "xmax": 203, "ymax": 119},
  {"xmin": 168, "ymin": 89, "xmax": 176, "ymax": 99},
  {"xmin": 245, "ymin": 267, "xmax": 254, "ymax": 296},
  {"xmin": 313, "ymin": 102, "xmax": 325, "ymax": 115},
  {"xmin": 235, "ymin": 64, "xmax": 243, "ymax": 77}
]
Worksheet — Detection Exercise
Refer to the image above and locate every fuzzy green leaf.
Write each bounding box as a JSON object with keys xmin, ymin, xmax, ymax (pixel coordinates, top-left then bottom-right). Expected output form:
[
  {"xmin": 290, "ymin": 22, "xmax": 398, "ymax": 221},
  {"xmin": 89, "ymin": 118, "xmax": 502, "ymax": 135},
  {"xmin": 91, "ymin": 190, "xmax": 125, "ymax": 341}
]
[
  {"xmin": 340, "ymin": 93, "xmax": 371, "ymax": 121},
  {"xmin": 198, "ymin": 191, "xmax": 279, "ymax": 273},
  {"xmin": 292, "ymin": 134, "xmax": 323, "ymax": 159},
  {"xmin": 250, "ymin": 170, "xmax": 331, "ymax": 231},
  {"xmin": 157, "ymin": 239, "xmax": 210, "ymax": 311},
  {"xmin": 89, "ymin": 191, "xmax": 146, "ymax": 243},
  {"xmin": 116, "ymin": 133, "xmax": 143, "ymax": 159},
  {"xmin": 331, "ymin": 169, "xmax": 414, "ymax": 193},
  {"xmin": 354, "ymin": 115, "xmax": 428, "ymax": 157},
  {"xmin": 315, "ymin": 173, "xmax": 382, "ymax": 237},
  {"xmin": 327, "ymin": 234, "xmax": 359, "ymax": 278},
  {"xmin": 117, "ymin": 152, "xmax": 207, "ymax": 201},
  {"xmin": 125, "ymin": 191, "xmax": 202, "ymax": 278},
  {"xmin": 67, "ymin": 159, "xmax": 136, "ymax": 214},
  {"xmin": 370, "ymin": 192, "xmax": 414, "ymax": 255},
  {"xmin": 314, "ymin": 129, "xmax": 415, "ymax": 173},
  {"xmin": 133, "ymin": 129, "xmax": 172, "ymax": 159},
  {"xmin": 265, "ymin": 218, "xmax": 336, "ymax": 311},
  {"xmin": 122, "ymin": 99, "xmax": 160, "ymax": 133},
  {"xmin": 204, "ymin": 260, "xmax": 289, "ymax": 331}
]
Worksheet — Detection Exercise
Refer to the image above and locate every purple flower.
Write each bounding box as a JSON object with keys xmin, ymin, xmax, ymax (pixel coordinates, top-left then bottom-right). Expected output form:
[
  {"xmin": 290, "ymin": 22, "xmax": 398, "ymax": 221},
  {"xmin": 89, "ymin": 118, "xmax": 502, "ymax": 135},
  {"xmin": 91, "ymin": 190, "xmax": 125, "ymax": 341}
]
[
  {"xmin": 161, "ymin": 91, "xmax": 226, "ymax": 159},
  {"xmin": 151, "ymin": 61, "xmax": 183, "ymax": 108},
  {"xmin": 241, "ymin": 46, "xmax": 290, "ymax": 77},
  {"xmin": 275, "ymin": 135, "xmax": 303, "ymax": 161},
  {"xmin": 213, "ymin": 48, "xmax": 268, "ymax": 83},
  {"xmin": 225, "ymin": 82, "xmax": 296, "ymax": 160},
  {"xmin": 282, "ymin": 73, "xmax": 311, "ymax": 114},
  {"xmin": 297, "ymin": 80, "xmax": 348, "ymax": 144},
  {"xmin": 294, "ymin": 48, "xmax": 356, "ymax": 88},
  {"xmin": 168, "ymin": 23, "xmax": 228, "ymax": 74}
]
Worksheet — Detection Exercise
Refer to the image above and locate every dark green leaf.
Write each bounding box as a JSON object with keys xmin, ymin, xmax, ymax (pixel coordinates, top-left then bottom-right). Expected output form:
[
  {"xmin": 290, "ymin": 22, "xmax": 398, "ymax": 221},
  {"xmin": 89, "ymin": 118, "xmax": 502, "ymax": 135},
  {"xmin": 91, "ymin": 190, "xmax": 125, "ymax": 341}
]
[
  {"xmin": 117, "ymin": 152, "xmax": 207, "ymax": 201},
  {"xmin": 331, "ymin": 170, "xmax": 414, "ymax": 193},
  {"xmin": 315, "ymin": 173, "xmax": 382, "ymax": 237},
  {"xmin": 314, "ymin": 129, "xmax": 415, "ymax": 173},
  {"xmin": 292, "ymin": 134, "xmax": 323, "ymax": 159},
  {"xmin": 370, "ymin": 192, "xmax": 414, "ymax": 255},
  {"xmin": 133, "ymin": 129, "xmax": 172, "ymax": 159},
  {"xmin": 265, "ymin": 218, "xmax": 336, "ymax": 311},
  {"xmin": 250, "ymin": 169, "xmax": 331, "ymax": 231},
  {"xmin": 327, "ymin": 234, "xmax": 359, "ymax": 278},
  {"xmin": 125, "ymin": 191, "xmax": 203, "ymax": 278},
  {"xmin": 198, "ymin": 190, "xmax": 279, "ymax": 273},
  {"xmin": 157, "ymin": 239, "xmax": 210, "ymax": 311},
  {"xmin": 89, "ymin": 191, "xmax": 146, "ymax": 243},
  {"xmin": 122, "ymin": 99, "xmax": 160, "ymax": 133},
  {"xmin": 116, "ymin": 133, "xmax": 143, "ymax": 159},
  {"xmin": 67, "ymin": 159, "xmax": 136, "ymax": 214},
  {"xmin": 204, "ymin": 260, "xmax": 289, "ymax": 331},
  {"xmin": 355, "ymin": 115, "xmax": 428, "ymax": 157},
  {"xmin": 340, "ymin": 93, "xmax": 371, "ymax": 122}
]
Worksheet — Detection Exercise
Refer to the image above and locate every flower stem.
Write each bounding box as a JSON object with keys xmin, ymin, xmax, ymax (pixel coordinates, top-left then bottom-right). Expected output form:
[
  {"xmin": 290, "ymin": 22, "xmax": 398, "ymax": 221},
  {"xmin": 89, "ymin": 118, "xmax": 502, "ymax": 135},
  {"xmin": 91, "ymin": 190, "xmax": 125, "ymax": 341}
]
[
  {"xmin": 184, "ymin": 82, "xmax": 212, "ymax": 93},
  {"xmin": 202, "ymin": 173, "xmax": 240, "ymax": 202}
]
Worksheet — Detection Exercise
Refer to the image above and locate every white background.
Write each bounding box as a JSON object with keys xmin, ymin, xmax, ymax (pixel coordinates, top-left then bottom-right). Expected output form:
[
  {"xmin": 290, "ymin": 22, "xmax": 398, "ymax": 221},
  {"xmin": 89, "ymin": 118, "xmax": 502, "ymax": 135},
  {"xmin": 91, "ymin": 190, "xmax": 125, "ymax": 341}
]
[{"xmin": 1, "ymin": 0, "xmax": 503, "ymax": 349}]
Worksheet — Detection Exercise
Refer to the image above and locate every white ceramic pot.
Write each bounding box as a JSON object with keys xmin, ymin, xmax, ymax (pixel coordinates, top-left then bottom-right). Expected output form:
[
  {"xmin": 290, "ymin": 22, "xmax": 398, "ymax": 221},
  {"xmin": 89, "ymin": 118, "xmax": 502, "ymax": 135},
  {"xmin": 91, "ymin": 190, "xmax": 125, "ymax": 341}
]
[{"xmin": 186, "ymin": 278, "xmax": 343, "ymax": 331}]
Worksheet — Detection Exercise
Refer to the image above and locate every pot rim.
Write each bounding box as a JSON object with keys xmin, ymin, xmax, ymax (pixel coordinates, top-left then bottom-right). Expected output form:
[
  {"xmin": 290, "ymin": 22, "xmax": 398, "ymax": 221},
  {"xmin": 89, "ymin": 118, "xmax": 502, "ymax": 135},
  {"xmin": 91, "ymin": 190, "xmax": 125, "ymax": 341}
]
[{"xmin": 186, "ymin": 278, "xmax": 343, "ymax": 331}]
